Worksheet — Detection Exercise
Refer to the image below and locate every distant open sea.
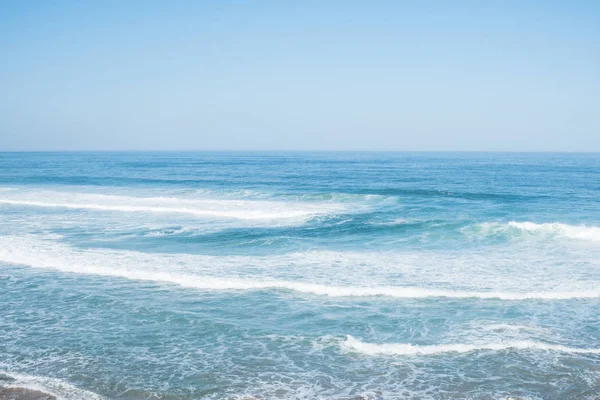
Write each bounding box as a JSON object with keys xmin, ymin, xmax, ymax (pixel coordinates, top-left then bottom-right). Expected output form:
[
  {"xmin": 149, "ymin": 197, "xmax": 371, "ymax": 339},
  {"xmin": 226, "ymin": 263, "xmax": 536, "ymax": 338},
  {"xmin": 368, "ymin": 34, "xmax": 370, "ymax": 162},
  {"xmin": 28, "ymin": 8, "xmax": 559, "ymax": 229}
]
[{"xmin": 1, "ymin": 152, "xmax": 599, "ymax": 400}]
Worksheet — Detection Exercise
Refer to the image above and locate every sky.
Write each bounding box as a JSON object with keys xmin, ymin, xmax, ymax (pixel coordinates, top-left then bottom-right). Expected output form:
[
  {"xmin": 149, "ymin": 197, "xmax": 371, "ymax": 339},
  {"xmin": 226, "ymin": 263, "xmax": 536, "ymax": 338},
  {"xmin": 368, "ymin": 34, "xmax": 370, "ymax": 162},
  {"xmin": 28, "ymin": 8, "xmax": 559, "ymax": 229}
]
[{"xmin": 0, "ymin": 1, "xmax": 598, "ymax": 151}]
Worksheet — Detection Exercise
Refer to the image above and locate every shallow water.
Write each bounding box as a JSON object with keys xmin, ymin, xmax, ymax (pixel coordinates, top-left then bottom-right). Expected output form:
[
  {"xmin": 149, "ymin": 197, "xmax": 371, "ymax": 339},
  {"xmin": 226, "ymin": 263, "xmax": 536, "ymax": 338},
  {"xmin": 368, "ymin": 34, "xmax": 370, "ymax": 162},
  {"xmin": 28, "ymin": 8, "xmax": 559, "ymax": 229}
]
[{"xmin": 1, "ymin": 152, "xmax": 599, "ymax": 399}]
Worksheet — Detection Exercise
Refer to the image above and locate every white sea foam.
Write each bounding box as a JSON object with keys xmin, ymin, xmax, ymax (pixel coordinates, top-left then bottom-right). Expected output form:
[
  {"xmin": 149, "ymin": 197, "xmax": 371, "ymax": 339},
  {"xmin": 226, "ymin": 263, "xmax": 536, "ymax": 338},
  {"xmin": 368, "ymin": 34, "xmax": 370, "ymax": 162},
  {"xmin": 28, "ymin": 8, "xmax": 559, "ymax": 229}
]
[
  {"xmin": 369, "ymin": 218, "xmax": 413, "ymax": 226},
  {"xmin": 342, "ymin": 336, "xmax": 600, "ymax": 356},
  {"xmin": 477, "ymin": 323, "xmax": 550, "ymax": 334},
  {"xmin": 0, "ymin": 371, "xmax": 104, "ymax": 400},
  {"xmin": 508, "ymin": 221, "xmax": 600, "ymax": 242},
  {"xmin": 143, "ymin": 227, "xmax": 195, "ymax": 237},
  {"xmin": 0, "ymin": 236, "xmax": 598, "ymax": 300},
  {"xmin": 0, "ymin": 189, "xmax": 345, "ymax": 222},
  {"xmin": 471, "ymin": 221, "xmax": 600, "ymax": 242},
  {"xmin": 0, "ymin": 199, "xmax": 327, "ymax": 221}
]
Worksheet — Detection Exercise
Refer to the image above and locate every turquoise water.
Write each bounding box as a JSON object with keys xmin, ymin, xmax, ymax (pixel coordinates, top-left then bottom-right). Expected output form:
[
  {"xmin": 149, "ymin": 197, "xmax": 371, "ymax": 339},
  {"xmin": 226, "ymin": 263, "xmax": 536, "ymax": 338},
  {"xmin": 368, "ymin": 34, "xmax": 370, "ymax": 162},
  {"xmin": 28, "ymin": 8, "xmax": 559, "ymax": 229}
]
[{"xmin": 1, "ymin": 152, "xmax": 599, "ymax": 400}]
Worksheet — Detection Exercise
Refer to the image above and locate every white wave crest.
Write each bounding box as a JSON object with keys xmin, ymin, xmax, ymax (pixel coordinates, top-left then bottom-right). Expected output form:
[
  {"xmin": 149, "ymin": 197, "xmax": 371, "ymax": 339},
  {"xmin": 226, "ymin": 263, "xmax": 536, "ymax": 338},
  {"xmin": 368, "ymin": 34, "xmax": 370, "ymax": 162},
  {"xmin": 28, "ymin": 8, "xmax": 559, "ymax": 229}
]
[
  {"xmin": 0, "ymin": 371, "xmax": 104, "ymax": 400},
  {"xmin": 472, "ymin": 221, "xmax": 600, "ymax": 242},
  {"xmin": 0, "ymin": 236, "xmax": 598, "ymax": 301},
  {"xmin": 342, "ymin": 336, "xmax": 600, "ymax": 356},
  {"xmin": 0, "ymin": 190, "xmax": 344, "ymax": 222},
  {"xmin": 508, "ymin": 222, "xmax": 600, "ymax": 242}
]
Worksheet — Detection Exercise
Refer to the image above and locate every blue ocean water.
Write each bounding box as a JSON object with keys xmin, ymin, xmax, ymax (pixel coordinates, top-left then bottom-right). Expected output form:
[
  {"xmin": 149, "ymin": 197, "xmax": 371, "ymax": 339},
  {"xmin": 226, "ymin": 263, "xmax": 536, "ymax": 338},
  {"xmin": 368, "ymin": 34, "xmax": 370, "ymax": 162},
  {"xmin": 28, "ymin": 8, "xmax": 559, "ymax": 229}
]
[{"xmin": 0, "ymin": 152, "xmax": 599, "ymax": 400}]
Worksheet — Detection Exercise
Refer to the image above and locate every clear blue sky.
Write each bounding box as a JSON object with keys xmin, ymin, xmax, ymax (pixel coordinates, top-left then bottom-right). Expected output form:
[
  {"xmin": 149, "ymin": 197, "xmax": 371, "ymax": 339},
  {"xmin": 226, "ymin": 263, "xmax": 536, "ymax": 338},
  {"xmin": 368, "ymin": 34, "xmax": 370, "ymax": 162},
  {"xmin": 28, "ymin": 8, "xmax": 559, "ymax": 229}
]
[{"xmin": 1, "ymin": 1, "xmax": 598, "ymax": 151}]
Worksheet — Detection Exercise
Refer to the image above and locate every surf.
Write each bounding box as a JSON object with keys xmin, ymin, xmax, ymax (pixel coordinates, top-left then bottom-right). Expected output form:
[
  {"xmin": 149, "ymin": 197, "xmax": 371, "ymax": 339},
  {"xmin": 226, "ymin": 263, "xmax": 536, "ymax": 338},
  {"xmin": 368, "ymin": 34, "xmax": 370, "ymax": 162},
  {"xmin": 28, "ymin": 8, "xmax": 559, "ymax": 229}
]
[
  {"xmin": 342, "ymin": 336, "xmax": 600, "ymax": 356},
  {"xmin": 469, "ymin": 221, "xmax": 600, "ymax": 242},
  {"xmin": 0, "ymin": 372, "xmax": 104, "ymax": 400},
  {"xmin": 1, "ymin": 236, "xmax": 598, "ymax": 301},
  {"xmin": 0, "ymin": 189, "xmax": 345, "ymax": 222}
]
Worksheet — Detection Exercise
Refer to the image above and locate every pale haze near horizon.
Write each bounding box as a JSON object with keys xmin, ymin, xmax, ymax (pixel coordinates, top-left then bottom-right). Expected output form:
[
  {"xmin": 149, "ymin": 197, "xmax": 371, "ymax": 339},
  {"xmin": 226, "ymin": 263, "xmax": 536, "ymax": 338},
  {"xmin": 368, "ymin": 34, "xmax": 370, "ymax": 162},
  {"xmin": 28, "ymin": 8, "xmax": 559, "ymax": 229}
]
[{"xmin": 1, "ymin": 1, "xmax": 598, "ymax": 152}]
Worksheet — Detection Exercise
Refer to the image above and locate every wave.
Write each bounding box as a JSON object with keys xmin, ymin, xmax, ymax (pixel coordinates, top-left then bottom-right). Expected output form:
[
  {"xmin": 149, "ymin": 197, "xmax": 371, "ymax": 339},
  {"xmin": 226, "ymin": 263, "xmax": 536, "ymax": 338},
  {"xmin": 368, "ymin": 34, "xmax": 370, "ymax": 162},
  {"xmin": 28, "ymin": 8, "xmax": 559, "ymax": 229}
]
[
  {"xmin": 349, "ymin": 188, "xmax": 542, "ymax": 202},
  {"xmin": 368, "ymin": 218, "xmax": 414, "ymax": 226},
  {"xmin": 143, "ymin": 227, "xmax": 195, "ymax": 237},
  {"xmin": 0, "ymin": 371, "xmax": 104, "ymax": 400},
  {"xmin": 507, "ymin": 221, "xmax": 600, "ymax": 242},
  {"xmin": 0, "ymin": 190, "xmax": 344, "ymax": 222},
  {"xmin": 342, "ymin": 336, "xmax": 600, "ymax": 356},
  {"xmin": 0, "ymin": 236, "xmax": 597, "ymax": 301},
  {"xmin": 471, "ymin": 221, "xmax": 600, "ymax": 242},
  {"xmin": 0, "ymin": 199, "xmax": 324, "ymax": 221},
  {"xmin": 477, "ymin": 323, "xmax": 550, "ymax": 334}
]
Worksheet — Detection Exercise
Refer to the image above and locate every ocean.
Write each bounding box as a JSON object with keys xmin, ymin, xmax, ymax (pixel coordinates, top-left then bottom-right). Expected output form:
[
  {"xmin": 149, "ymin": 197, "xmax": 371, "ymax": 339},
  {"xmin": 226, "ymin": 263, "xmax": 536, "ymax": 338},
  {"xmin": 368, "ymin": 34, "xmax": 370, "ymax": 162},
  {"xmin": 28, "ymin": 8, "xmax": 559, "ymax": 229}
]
[{"xmin": 0, "ymin": 152, "xmax": 599, "ymax": 400}]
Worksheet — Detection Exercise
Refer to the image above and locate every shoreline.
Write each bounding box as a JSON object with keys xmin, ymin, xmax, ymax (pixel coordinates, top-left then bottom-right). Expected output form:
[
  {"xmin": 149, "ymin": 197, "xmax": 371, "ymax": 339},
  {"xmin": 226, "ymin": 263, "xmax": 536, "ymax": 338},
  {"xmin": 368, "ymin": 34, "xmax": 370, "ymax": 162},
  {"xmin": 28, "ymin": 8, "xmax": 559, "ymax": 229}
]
[{"xmin": 0, "ymin": 387, "xmax": 56, "ymax": 400}]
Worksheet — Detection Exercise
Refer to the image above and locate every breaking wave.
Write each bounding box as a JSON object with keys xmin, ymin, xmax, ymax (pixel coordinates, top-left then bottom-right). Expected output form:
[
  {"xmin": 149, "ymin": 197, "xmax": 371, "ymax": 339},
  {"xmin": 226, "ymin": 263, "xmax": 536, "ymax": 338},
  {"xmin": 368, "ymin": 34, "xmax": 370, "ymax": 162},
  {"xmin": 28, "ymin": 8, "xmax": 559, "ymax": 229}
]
[
  {"xmin": 470, "ymin": 221, "xmax": 600, "ymax": 242},
  {"xmin": 507, "ymin": 222, "xmax": 600, "ymax": 242},
  {"xmin": 0, "ymin": 236, "xmax": 597, "ymax": 301},
  {"xmin": 0, "ymin": 371, "xmax": 104, "ymax": 400},
  {"xmin": 0, "ymin": 190, "xmax": 345, "ymax": 222},
  {"xmin": 342, "ymin": 336, "xmax": 600, "ymax": 356}
]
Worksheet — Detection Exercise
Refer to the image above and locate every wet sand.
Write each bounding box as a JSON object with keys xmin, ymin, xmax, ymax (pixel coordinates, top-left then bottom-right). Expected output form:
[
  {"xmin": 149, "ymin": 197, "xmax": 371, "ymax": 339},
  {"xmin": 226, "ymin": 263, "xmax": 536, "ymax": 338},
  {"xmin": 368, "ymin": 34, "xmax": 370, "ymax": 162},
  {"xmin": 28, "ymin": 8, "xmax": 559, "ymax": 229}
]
[{"xmin": 0, "ymin": 387, "xmax": 56, "ymax": 400}]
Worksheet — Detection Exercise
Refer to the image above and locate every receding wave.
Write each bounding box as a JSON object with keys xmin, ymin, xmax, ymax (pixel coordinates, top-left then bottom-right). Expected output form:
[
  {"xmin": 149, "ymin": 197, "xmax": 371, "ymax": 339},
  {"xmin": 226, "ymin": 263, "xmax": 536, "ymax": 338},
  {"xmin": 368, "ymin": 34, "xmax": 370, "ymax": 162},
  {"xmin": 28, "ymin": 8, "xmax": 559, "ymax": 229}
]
[
  {"xmin": 470, "ymin": 221, "xmax": 600, "ymax": 242},
  {"xmin": 0, "ymin": 371, "xmax": 104, "ymax": 400},
  {"xmin": 0, "ymin": 199, "xmax": 310, "ymax": 220},
  {"xmin": 0, "ymin": 236, "xmax": 597, "ymax": 301},
  {"xmin": 0, "ymin": 191, "xmax": 344, "ymax": 222},
  {"xmin": 342, "ymin": 336, "xmax": 600, "ymax": 356}
]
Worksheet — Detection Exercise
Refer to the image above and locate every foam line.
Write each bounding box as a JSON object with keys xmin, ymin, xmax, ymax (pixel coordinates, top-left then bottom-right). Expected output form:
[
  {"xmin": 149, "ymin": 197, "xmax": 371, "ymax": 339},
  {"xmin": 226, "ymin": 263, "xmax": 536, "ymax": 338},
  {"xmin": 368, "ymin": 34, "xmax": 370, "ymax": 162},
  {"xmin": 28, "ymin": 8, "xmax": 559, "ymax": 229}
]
[
  {"xmin": 1, "ymin": 236, "xmax": 598, "ymax": 301},
  {"xmin": 342, "ymin": 336, "xmax": 600, "ymax": 356},
  {"xmin": 0, "ymin": 199, "xmax": 327, "ymax": 221},
  {"xmin": 474, "ymin": 221, "xmax": 600, "ymax": 242},
  {"xmin": 0, "ymin": 372, "xmax": 104, "ymax": 400},
  {"xmin": 1, "ymin": 246, "xmax": 597, "ymax": 300},
  {"xmin": 508, "ymin": 221, "xmax": 600, "ymax": 241}
]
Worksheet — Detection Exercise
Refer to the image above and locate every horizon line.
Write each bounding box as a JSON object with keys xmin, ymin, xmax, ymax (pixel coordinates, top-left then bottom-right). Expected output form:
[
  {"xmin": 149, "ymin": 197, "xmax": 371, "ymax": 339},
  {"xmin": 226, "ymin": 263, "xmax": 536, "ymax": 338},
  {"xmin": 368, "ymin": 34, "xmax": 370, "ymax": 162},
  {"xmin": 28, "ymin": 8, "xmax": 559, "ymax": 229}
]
[{"xmin": 0, "ymin": 149, "xmax": 599, "ymax": 154}]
